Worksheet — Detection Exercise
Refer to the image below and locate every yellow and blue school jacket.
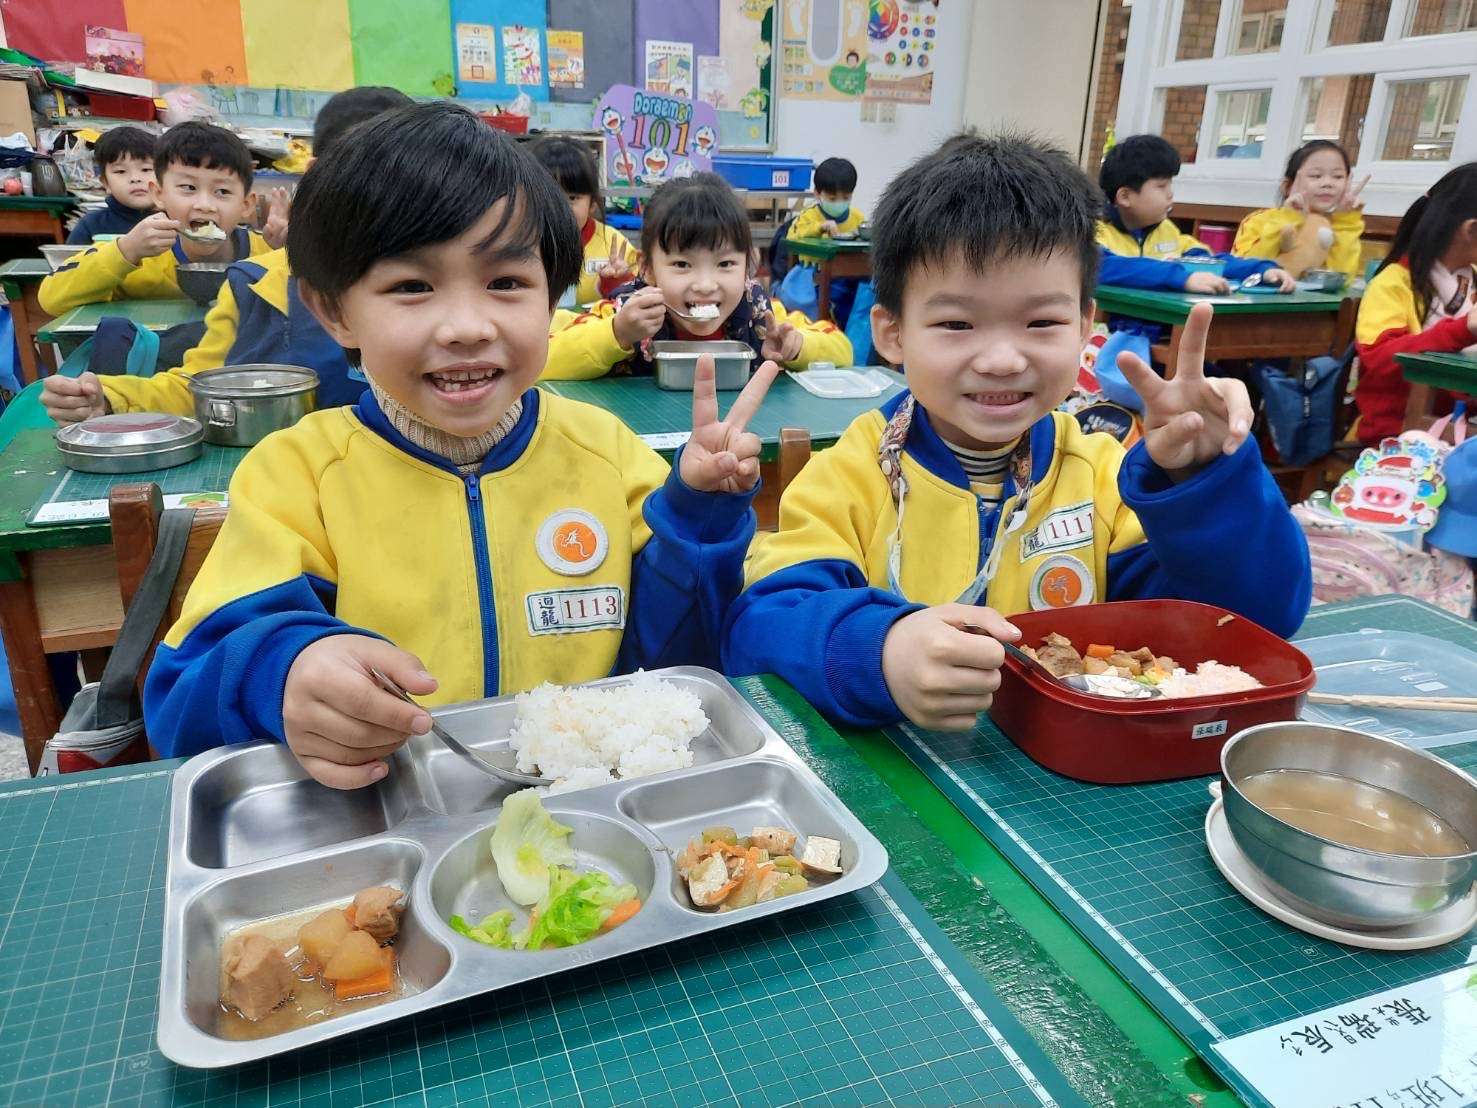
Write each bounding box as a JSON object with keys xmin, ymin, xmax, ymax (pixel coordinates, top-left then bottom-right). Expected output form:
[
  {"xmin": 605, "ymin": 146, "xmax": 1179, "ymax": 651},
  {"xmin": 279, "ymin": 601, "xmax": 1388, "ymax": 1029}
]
[
  {"xmin": 786, "ymin": 202, "xmax": 867, "ymax": 240},
  {"xmin": 1096, "ymin": 211, "xmax": 1273, "ymax": 291},
  {"xmin": 1233, "ymin": 207, "xmax": 1365, "ymax": 279},
  {"xmin": 98, "ymin": 247, "xmax": 361, "ymax": 416},
  {"xmin": 143, "ymin": 387, "xmax": 757, "ymax": 757},
  {"xmin": 67, "ymin": 195, "xmax": 152, "ymax": 245},
  {"xmin": 544, "ymin": 296, "xmax": 853, "ymax": 382},
  {"xmin": 723, "ymin": 392, "xmax": 1311, "ymax": 728},
  {"xmin": 575, "ymin": 219, "xmax": 635, "ymax": 306},
  {"xmin": 38, "ymin": 228, "xmax": 268, "ymax": 316}
]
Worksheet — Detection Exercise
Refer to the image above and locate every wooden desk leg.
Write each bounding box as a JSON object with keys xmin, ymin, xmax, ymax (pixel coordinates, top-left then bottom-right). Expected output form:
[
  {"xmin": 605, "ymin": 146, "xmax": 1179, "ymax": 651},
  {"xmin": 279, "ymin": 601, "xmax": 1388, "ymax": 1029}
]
[
  {"xmin": 5, "ymin": 285, "xmax": 45, "ymax": 384},
  {"xmin": 0, "ymin": 575, "xmax": 61, "ymax": 773},
  {"xmin": 1164, "ymin": 325, "xmax": 1184, "ymax": 378},
  {"xmin": 1404, "ymin": 381, "xmax": 1435, "ymax": 430},
  {"xmin": 814, "ymin": 259, "xmax": 834, "ymax": 322}
]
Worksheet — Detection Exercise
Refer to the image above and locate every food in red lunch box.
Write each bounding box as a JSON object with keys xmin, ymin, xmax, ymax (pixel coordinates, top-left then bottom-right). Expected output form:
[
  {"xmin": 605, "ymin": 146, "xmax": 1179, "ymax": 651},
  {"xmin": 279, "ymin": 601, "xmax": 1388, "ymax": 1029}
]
[
  {"xmin": 677, "ymin": 826, "xmax": 842, "ymax": 910},
  {"xmin": 1020, "ymin": 633, "xmax": 1263, "ymax": 698}
]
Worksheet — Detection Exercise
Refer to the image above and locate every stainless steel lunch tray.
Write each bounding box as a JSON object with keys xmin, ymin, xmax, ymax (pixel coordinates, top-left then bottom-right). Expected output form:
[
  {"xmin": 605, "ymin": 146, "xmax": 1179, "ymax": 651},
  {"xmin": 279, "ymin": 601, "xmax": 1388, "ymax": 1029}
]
[
  {"xmin": 651, "ymin": 340, "xmax": 754, "ymax": 391},
  {"xmin": 157, "ymin": 667, "xmax": 889, "ymax": 1068}
]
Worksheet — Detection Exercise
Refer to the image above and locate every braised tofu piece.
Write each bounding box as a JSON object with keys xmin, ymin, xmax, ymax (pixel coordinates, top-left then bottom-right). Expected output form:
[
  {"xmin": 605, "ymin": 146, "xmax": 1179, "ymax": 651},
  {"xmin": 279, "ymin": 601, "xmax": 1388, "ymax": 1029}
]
[
  {"xmin": 221, "ymin": 933, "xmax": 295, "ymax": 1021},
  {"xmin": 748, "ymin": 827, "xmax": 797, "ymax": 855},
  {"xmin": 688, "ymin": 853, "xmax": 733, "ymax": 907},
  {"xmin": 800, "ymin": 836, "xmax": 843, "ymax": 878},
  {"xmin": 352, "ymin": 886, "xmax": 405, "ymax": 942}
]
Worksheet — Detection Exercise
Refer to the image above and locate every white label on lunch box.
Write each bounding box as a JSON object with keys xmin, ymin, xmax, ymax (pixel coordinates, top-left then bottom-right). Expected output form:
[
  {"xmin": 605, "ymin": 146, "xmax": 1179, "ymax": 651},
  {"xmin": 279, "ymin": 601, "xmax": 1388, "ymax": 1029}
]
[
  {"xmin": 525, "ymin": 586, "xmax": 625, "ymax": 635},
  {"xmin": 1192, "ymin": 720, "xmax": 1229, "ymax": 740},
  {"xmin": 1019, "ymin": 501, "xmax": 1094, "ymax": 562}
]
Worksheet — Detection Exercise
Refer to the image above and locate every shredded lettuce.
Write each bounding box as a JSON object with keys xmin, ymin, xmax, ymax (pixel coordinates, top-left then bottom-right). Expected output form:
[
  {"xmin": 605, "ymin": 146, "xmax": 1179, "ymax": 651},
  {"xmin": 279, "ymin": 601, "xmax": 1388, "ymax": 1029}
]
[
  {"xmin": 519, "ymin": 866, "xmax": 637, "ymax": 951},
  {"xmin": 490, "ymin": 790, "xmax": 575, "ymax": 906},
  {"xmin": 449, "ymin": 910, "xmax": 516, "ymax": 948}
]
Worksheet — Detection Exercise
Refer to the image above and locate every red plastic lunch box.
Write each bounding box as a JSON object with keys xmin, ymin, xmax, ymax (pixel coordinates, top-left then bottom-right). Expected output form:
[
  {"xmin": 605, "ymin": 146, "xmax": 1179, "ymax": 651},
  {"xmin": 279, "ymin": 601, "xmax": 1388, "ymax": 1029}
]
[{"xmin": 988, "ymin": 600, "xmax": 1314, "ymax": 785}]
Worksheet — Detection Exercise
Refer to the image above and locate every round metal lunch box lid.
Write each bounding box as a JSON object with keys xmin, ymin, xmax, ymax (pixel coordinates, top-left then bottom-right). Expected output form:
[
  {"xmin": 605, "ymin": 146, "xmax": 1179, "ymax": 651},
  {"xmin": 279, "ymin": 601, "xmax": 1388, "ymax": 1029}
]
[
  {"xmin": 55, "ymin": 413, "xmax": 205, "ymax": 459},
  {"xmin": 188, "ymin": 365, "xmax": 318, "ymax": 399}
]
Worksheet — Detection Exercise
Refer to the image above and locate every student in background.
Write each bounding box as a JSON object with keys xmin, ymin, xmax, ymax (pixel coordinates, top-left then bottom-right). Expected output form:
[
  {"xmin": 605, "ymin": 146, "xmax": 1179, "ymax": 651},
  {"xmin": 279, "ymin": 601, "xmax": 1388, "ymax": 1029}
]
[
  {"xmin": 40, "ymin": 122, "xmax": 268, "ymax": 315},
  {"xmin": 529, "ymin": 136, "xmax": 634, "ymax": 307},
  {"xmin": 41, "ymin": 87, "xmax": 412, "ymax": 423},
  {"xmin": 1233, "ymin": 140, "xmax": 1368, "ymax": 279},
  {"xmin": 786, "ymin": 156, "xmax": 867, "ymax": 324},
  {"xmin": 545, "ymin": 172, "xmax": 851, "ymax": 380},
  {"xmin": 725, "ymin": 133, "xmax": 1309, "ymax": 731},
  {"xmin": 144, "ymin": 104, "xmax": 775, "ymax": 787},
  {"xmin": 1096, "ymin": 134, "xmax": 1293, "ymax": 294},
  {"xmin": 1354, "ymin": 162, "xmax": 1477, "ymax": 445},
  {"xmin": 66, "ymin": 126, "xmax": 157, "ymax": 244}
]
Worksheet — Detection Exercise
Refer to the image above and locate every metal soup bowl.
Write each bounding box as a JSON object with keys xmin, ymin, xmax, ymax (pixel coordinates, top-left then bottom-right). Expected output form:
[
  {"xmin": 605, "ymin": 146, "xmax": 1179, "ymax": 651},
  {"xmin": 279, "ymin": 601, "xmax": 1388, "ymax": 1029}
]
[
  {"xmin": 1221, "ymin": 722, "xmax": 1477, "ymax": 929},
  {"xmin": 188, "ymin": 365, "xmax": 318, "ymax": 446}
]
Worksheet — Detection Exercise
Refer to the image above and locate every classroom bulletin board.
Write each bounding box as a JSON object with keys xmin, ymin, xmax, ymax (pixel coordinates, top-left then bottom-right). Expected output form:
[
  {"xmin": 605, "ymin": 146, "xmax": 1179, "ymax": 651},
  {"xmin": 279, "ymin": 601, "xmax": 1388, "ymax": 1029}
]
[{"xmin": 2, "ymin": 0, "xmax": 780, "ymax": 147}]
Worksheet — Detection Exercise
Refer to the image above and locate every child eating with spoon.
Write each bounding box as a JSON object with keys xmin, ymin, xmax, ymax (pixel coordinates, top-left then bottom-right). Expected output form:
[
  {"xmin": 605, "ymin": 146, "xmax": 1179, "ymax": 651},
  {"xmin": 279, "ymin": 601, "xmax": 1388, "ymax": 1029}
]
[
  {"xmin": 144, "ymin": 104, "xmax": 779, "ymax": 789},
  {"xmin": 543, "ymin": 172, "xmax": 852, "ymax": 380}
]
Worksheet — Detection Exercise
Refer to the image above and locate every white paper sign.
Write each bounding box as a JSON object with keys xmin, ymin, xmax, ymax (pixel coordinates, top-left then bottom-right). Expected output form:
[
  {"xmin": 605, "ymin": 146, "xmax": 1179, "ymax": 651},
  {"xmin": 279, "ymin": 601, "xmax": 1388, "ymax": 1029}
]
[
  {"xmin": 1213, "ymin": 966, "xmax": 1477, "ymax": 1108},
  {"xmin": 639, "ymin": 431, "xmax": 691, "ymax": 451},
  {"xmin": 31, "ymin": 491, "xmax": 227, "ymax": 526}
]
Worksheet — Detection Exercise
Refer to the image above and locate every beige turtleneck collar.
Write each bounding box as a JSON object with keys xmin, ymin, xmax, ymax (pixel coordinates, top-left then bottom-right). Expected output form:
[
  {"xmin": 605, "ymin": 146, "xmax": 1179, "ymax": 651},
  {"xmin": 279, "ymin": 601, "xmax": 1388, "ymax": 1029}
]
[{"xmin": 366, "ymin": 371, "xmax": 523, "ymax": 475}]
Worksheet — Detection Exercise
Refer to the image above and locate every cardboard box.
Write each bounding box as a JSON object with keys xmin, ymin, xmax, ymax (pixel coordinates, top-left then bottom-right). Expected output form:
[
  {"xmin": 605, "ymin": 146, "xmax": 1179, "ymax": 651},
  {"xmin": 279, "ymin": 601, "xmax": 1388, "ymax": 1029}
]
[{"xmin": 0, "ymin": 79, "xmax": 36, "ymax": 147}]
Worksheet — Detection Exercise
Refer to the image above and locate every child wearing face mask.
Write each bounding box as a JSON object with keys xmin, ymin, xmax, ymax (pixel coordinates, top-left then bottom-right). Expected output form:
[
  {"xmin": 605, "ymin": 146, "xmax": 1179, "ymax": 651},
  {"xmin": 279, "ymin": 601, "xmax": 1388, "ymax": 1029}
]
[
  {"xmin": 785, "ymin": 157, "xmax": 867, "ymax": 324},
  {"xmin": 543, "ymin": 173, "xmax": 852, "ymax": 381}
]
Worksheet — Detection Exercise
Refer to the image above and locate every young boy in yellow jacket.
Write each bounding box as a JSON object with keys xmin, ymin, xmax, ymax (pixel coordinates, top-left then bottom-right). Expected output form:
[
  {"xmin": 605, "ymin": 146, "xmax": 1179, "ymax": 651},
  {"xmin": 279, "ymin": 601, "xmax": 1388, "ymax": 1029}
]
[
  {"xmin": 544, "ymin": 173, "xmax": 851, "ymax": 381},
  {"xmin": 40, "ymin": 122, "xmax": 268, "ymax": 316},
  {"xmin": 724, "ymin": 134, "xmax": 1311, "ymax": 731},
  {"xmin": 143, "ymin": 104, "xmax": 778, "ymax": 789},
  {"xmin": 786, "ymin": 157, "xmax": 867, "ymax": 324},
  {"xmin": 41, "ymin": 87, "xmax": 413, "ymax": 423}
]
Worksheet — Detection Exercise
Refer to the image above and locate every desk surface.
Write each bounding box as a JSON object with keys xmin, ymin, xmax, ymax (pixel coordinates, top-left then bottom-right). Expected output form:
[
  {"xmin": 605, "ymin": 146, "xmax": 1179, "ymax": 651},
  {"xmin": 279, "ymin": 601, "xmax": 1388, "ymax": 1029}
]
[
  {"xmin": 785, "ymin": 236, "xmax": 872, "ymax": 260},
  {"xmin": 37, "ymin": 299, "xmax": 205, "ymax": 342},
  {"xmin": 0, "ymin": 257, "xmax": 51, "ymax": 282},
  {"xmin": 1095, "ymin": 283, "xmax": 1347, "ymax": 325},
  {"xmin": 1396, "ymin": 350, "xmax": 1477, "ymax": 391}
]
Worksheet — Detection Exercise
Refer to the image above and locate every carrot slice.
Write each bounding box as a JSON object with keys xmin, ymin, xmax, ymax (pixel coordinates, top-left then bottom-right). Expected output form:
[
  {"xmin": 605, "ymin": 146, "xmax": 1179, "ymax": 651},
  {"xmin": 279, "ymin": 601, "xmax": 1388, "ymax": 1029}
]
[
  {"xmin": 343, "ymin": 904, "xmax": 357, "ymax": 928},
  {"xmin": 1086, "ymin": 644, "xmax": 1116, "ymax": 659},
  {"xmin": 333, "ymin": 949, "xmax": 394, "ymax": 1001},
  {"xmin": 601, "ymin": 899, "xmax": 642, "ymax": 931}
]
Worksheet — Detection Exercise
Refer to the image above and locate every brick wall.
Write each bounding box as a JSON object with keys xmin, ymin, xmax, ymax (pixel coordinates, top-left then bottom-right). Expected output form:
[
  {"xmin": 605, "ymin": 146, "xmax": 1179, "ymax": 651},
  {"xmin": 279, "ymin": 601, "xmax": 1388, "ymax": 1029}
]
[
  {"xmin": 1327, "ymin": 0, "xmax": 1391, "ymax": 44},
  {"xmin": 1086, "ymin": 0, "xmax": 1132, "ymax": 169},
  {"xmin": 1175, "ymin": 0, "xmax": 1221, "ymax": 59},
  {"xmin": 1382, "ymin": 80, "xmax": 1429, "ymax": 159},
  {"xmin": 1161, "ymin": 86, "xmax": 1209, "ymax": 162}
]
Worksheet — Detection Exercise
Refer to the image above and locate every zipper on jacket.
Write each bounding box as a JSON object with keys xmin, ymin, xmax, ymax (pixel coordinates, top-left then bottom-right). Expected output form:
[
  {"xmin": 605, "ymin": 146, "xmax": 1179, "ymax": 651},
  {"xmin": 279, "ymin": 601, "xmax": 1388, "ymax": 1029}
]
[{"xmin": 463, "ymin": 475, "xmax": 499, "ymax": 696}]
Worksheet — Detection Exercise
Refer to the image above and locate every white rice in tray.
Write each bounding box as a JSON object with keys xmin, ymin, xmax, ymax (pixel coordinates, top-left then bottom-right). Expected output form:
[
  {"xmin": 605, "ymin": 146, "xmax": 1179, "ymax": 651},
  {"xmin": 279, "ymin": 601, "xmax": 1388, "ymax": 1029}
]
[
  {"xmin": 1157, "ymin": 660, "xmax": 1262, "ymax": 699},
  {"xmin": 508, "ymin": 671, "xmax": 709, "ymax": 794}
]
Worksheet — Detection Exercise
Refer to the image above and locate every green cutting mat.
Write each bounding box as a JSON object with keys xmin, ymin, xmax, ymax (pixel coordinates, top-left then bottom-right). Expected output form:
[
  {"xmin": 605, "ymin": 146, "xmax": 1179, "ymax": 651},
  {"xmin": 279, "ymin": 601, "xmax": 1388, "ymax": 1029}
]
[
  {"xmin": 885, "ymin": 596, "xmax": 1477, "ymax": 1107},
  {"xmin": 0, "ymin": 768, "xmax": 1084, "ymax": 1106},
  {"xmin": 25, "ymin": 445, "xmax": 247, "ymax": 527},
  {"xmin": 539, "ymin": 372, "xmax": 903, "ymax": 456}
]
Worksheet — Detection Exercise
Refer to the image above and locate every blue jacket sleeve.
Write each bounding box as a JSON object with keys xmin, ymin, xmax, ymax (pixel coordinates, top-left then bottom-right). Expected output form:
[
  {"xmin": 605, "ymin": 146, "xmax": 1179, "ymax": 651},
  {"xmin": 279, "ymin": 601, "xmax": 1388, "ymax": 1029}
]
[
  {"xmin": 723, "ymin": 560, "xmax": 921, "ymax": 728},
  {"xmin": 615, "ymin": 448, "xmax": 757, "ymax": 673},
  {"xmin": 1219, "ymin": 253, "xmax": 1276, "ymax": 281},
  {"xmin": 1098, "ymin": 248, "xmax": 1192, "ymax": 292},
  {"xmin": 143, "ymin": 575, "xmax": 380, "ymax": 757},
  {"xmin": 1106, "ymin": 438, "xmax": 1311, "ymax": 637}
]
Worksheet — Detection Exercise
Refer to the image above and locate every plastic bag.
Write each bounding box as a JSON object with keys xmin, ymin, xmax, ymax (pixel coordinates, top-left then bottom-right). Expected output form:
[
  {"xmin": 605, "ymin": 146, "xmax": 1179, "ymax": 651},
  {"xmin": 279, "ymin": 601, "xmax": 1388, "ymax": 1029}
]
[
  {"xmin": 845, "ymin": 280, "xmax": 876, "ymax": 366},
  {"xmin": 775, "ymin": 263, "xmax": 819, "ymax": 320},
  {"xmin": 1094, "ymin": 328, "xmax": 1152, "ymax": 413}
]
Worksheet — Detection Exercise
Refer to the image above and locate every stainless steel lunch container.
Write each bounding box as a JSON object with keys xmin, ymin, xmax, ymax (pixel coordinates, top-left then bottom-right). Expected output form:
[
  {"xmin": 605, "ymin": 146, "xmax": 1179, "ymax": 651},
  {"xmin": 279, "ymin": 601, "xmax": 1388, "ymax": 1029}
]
[
  {"xmin": 188, "ymin": 365, "xmax": 318, "ymax": 446},
  {"xmin": 55, "ymin": 413, "xmax": 204, "ymax": 474},
  {"xmin": 651, "ymin": 340, "xmax": 755, "ymax": 390}
]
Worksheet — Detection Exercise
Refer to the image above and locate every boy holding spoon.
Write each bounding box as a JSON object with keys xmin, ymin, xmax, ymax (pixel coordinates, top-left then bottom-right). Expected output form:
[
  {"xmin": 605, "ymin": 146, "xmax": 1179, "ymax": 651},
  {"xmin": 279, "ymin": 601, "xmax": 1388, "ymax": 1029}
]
[
  {"xmin": 543, "ymin": 173, "xmax": 852, "ymax": 380},
  {"xmin": 39, "ymin": 122, "xmax": 269, "ymax": 316}
]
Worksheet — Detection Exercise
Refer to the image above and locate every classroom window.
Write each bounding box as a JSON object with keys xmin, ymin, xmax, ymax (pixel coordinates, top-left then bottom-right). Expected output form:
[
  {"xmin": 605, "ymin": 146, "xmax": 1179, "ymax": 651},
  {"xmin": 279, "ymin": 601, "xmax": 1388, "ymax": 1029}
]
[
  {"xmin": 1229, "ymin": 0, "xmax": 1287, "ymax": 53},
  {"xmin": 1175, "ymin": 0, "xmax": 1223, "ymax": 60},
  {"xmin": 1158, "ymin": 85, "xmax": 1208, "ymax": 162},
  {"xmin": 1213, "ymin": 88, "xmax": 1272, "ymax": 157},
  {"xmin": 1402, "ymin": 0, "xmax": 1477, "ymax": 35},
  {"xmin": 1380, "ymin": 75, "xmax": 1468, "ymax": 160},
  {"xmin": 1321, "ymin": 0, "xmax": 1393, "ymax": 44},
  {"xmin": 1300, "ymin": 75, "xmax": 1371, "ymax": 162}
]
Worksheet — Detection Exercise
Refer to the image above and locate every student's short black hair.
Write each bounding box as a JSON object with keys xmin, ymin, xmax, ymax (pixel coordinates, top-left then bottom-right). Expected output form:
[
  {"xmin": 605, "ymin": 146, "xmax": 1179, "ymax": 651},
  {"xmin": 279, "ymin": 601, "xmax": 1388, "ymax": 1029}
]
[
  {"xmin": 1098, "ymin": 134, "xmax": 1180, "ymax": 202},
  {"xmin": 288, "ymin": 102, "xmax": 581, "ymax": 312},
  {"xmin": 154, "ymin": 122, "xmax": 254, "ymax": 191},
  {"xmin": 529, "ymin": 136, "xmax": 601, "ymax": 198},
  {"xmin": 313, "ymin": 86, "xmax": 413, "ymax": 163},
  {"xmin": 93, "ymin": 126, "xmax": 156, "ymax": 171},
  {"xmin": 814, "ymin": 157, "xmax": 857, "ymax": 194},
  {"xmin": 640, "ymin": 173, "xmax": 752, "ymax": 260},
  {"xmin": 872, "ymin": 132, "xmax": 1100, "ymax": 313}
]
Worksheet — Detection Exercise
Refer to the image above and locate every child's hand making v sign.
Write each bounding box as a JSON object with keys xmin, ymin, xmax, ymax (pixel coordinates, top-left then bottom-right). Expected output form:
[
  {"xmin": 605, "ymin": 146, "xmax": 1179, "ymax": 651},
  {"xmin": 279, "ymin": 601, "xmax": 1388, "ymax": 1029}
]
[
  {"xmin": 282, "ymin": 353, "xmax": 778, "ymax": 789},
  {"xmin": 1116, "ymin": 301, "xmax": 1253, "ymax": 480}
]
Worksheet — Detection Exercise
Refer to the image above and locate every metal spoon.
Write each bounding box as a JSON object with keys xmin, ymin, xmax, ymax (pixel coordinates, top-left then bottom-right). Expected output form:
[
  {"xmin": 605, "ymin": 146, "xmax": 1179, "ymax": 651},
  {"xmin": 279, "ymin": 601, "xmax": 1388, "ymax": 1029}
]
[
  {"xmin": 961, "ymin": 625, "xmax": 1165, "ymax": 700},
  {"xmin": 368, "ymin": 667, "xmax": 548, "ymax": 786},
  {"xmin": 178, "ymin": 222, "xmax": 230, "ymax": 244}
]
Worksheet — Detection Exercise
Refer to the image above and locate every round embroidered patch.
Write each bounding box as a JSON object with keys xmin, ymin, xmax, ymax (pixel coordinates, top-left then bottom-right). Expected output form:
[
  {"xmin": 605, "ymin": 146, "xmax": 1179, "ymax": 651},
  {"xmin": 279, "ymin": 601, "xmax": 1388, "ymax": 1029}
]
[
  {"xmin": 1029, "ymin": 555, "xmax": 1094, "ymax": 610},
  {"xmin": 536, "ymin": 510, "xmax": 608, "ymax": 576}
]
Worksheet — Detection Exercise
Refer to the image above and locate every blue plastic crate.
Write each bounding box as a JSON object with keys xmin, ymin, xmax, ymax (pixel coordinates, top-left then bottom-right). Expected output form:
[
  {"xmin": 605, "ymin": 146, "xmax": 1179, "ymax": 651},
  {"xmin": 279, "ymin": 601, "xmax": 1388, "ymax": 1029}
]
[{"xmin": 712, "ymin": 155, "xmax": 813, "ymax": 191}]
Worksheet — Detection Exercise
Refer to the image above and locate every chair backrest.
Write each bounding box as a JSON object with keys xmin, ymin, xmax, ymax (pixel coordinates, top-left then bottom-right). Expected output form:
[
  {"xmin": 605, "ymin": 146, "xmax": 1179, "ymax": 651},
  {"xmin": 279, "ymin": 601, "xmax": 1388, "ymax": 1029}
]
[{"xmin": 108, "ymin": 482, "xmax": 228, "ymax": 695}]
